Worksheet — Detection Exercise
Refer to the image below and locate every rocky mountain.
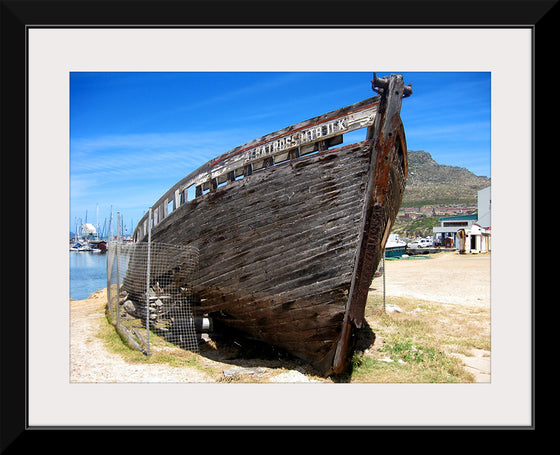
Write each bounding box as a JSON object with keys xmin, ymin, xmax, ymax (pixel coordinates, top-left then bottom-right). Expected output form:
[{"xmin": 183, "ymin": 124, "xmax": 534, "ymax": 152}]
[{"xmin": 402, "ymin": 150, "xmax": 490, "ymax": 207}]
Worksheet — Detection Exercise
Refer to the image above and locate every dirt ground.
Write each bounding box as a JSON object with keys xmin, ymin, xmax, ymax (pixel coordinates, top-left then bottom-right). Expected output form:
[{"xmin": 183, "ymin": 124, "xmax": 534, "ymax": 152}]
[
  {"xmin": 381, "ymin": 251, "xmax": 491, "ymax": 382},
  {"xmin": 70, "ymin": 291, "xmax": 213, "ymax": 382},
  {"xmin": 70, "ymin": 251, "xmax": 491, "ymax": 383},
  {"xmin": 382, "ymin": 251, "xmax": 491, "ymax": 308},
  {"xmin": 70, "ymin": 290, "xmax": 320, "ymax": 383}
]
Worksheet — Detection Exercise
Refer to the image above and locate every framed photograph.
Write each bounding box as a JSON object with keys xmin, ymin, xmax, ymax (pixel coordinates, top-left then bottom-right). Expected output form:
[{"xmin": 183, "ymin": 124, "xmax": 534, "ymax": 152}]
[{"xmin": 2, "ymin": 0, "xmax": 546, "ymax": 444}]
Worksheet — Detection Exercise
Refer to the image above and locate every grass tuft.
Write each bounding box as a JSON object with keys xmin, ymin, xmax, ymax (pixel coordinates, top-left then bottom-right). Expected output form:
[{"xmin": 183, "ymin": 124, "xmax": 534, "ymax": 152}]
[{"xmin": 349, "ymin": 293, "xmax": 489, "ymax": 383}]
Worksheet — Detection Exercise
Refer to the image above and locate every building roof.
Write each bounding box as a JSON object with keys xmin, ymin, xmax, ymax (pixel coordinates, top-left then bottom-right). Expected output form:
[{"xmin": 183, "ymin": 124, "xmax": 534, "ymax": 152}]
[{"xmin": 438, "ymin": 214, "xmax": 478, "ymax": 222}]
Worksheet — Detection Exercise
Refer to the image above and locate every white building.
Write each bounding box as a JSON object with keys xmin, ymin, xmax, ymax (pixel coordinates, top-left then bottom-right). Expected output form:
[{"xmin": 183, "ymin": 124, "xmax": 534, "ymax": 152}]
[
  {"xmin": 458, "ymin": 223, "xmax": 491, "ymax": 254},
  {"xmin": 432, "ymin": 214, "xmax": 478, "ymax": 248},
  {"xmin": 80, "ymin": 223, "xmax": 97, "ymax": 235},
  {"xmin": 432, "ymin": 186, "xmax": 491, "ymax": 253}
]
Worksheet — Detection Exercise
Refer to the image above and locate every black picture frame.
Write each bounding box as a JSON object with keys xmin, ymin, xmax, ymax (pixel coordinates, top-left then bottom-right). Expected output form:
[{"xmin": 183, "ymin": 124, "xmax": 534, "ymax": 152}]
[{"xmin": 1, "ymin": 0, "xmax": 550, "ymax": 448}]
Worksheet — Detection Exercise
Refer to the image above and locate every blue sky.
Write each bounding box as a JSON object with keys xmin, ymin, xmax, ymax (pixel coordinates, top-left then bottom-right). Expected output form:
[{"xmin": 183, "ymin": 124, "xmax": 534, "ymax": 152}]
[{"xmin": 70, "ymin": 71, "xmax": 491, "ymax": 238}]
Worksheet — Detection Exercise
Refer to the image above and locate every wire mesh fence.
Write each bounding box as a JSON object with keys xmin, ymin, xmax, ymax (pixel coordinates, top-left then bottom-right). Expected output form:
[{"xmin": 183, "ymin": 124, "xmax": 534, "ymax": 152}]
[{"xmin": 107, "ymin": 241, "xmax": 200, "ymax": 356}]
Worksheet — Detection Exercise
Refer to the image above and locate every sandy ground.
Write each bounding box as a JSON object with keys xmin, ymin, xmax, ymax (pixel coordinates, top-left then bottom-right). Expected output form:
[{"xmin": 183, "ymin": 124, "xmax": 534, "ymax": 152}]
[
  {"xmin": 382, "ymin": 251, "xmax": 491, "ymax": 382},
  {"xmin": 70, "ymin": 291, "xmax": 213, "ymax": 382},
  {"xmin": 70, "ymin": 290, "xmax": 318, "ymax": 383},
  {"xmin": 70, "ymin": 251, "xmax": 491, "ymax": 383},
  {"xmin": 383, "ymin": 251, "xmax": 491, "ymax": 307}
]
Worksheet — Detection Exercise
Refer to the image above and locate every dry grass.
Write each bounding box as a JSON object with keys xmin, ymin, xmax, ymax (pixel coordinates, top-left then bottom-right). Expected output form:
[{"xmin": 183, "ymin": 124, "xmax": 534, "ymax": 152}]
[
  {"xmin": 96, "ymin": 292, "xmax": 490, "ymax": 383},
  {"xmin": 80, "ymin": 252, "xmax": 491, "ymax": 383},
  {"xmin": 344, "ymin": 293, "xmax": 490, "ymax": 383}
]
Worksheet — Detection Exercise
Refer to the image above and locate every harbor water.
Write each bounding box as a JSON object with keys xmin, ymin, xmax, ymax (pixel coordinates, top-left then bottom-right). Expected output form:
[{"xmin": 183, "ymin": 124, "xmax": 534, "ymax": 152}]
[{"xmin": 70, "ymin": 251, "xmax": 107, "ymax": 300}]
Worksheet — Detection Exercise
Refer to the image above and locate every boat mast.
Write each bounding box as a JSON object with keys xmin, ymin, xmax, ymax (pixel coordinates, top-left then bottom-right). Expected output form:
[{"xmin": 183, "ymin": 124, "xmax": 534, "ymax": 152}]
[{"xmin": 96, "ymin": 204, "xmax": 99, "ymax": 240}]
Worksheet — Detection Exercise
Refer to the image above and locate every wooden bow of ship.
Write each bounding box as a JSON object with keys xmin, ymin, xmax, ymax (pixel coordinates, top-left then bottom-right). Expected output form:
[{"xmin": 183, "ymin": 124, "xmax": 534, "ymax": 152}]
[{"xmin": 129, "ymin": 74, "xmax": 412, "ymax": 375}]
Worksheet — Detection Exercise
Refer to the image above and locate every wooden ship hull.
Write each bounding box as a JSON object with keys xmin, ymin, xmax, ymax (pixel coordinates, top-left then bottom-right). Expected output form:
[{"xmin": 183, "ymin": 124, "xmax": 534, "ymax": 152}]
[{"xmin": 128, "ymin": 74, "xmax": 411, "ymax": 375}]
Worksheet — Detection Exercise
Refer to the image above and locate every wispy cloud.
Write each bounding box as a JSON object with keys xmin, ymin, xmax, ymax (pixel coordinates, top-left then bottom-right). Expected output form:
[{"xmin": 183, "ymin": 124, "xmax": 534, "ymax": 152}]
[
  {"xmin": 71, "ymin": 129, "xmax": 251, "ymax": 172},
  {"xmin": 185, "ymin": 73, "xmax": 306, "ymax": 110},
  {"xmin": 70, "ymin": 127, "xmax": 257, "ymax": 223},
  {"xmin": 406, "ymin": 121, "xmax": 490, "ymax": 144},
  {"xmin": 128, "ymin": 73, "xmax": 310, "ymax": 130}
]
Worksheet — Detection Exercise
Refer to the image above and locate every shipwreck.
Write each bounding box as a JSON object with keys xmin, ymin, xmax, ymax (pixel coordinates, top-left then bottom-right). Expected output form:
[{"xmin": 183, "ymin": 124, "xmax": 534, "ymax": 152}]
[{"xmin": 126, "ymin": 73, "xmax": 412, "ymax": 375}]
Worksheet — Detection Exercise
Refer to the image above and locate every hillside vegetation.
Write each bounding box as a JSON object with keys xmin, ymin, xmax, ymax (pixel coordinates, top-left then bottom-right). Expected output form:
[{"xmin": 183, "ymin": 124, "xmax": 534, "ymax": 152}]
[
  {"xmin": 402, "ymin": 150, "xmax": 490, "ymax": 207},
  {"xmin": 393, "ymin": 150, "xmax": 490, "ymax": 238},
  {"xmin": 392, "ymin": 216, "xmax": 441, "ymax": 238}
]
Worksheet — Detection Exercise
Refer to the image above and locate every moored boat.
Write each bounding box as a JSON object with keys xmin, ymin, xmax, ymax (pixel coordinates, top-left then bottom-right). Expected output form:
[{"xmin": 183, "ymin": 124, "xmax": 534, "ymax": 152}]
[
  {"xmin": 126, "ymin": 74, "xmax": 412, "ymax": 375},
  {"xmin": 70, "ymin": 241, "xmax": 92, "ymax": 252},
  {"xmin": 385, "ymin": 233, "xmax": 407, "ymax": 258},
  {"xmin": 89, "ymin": 239, "xmax": 107, "ymax": 253}
]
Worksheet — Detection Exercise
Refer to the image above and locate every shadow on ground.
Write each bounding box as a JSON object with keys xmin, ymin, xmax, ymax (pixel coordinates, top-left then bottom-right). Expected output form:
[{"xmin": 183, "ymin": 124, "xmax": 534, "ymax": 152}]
[{"xmin": 189, "ymin": 321, "xmax": 378, "ymax": 382}]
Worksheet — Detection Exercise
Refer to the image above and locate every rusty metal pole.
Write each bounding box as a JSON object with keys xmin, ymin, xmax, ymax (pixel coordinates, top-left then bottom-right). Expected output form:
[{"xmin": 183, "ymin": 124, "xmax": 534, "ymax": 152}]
[{"xmin": 382, "ymin": 252, "xmax": 386, "ymax": 312}]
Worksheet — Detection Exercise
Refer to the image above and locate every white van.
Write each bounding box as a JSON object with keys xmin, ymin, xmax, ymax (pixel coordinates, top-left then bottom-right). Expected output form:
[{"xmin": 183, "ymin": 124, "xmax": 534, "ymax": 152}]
[{"xmin": 407, "ymin": 237, "xmax": 433, "ymax": 248}]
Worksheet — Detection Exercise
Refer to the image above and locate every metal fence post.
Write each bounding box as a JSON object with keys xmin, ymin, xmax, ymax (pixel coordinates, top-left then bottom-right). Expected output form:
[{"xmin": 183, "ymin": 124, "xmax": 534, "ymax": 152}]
[
  {"xmin": 106, "ymin": 242, "xmax": 111, "ymax": 311},
  {"xmin": 116, "ymin": 212, "xmax": 121, "ymax": 327},
  {"xmin": 107, "ymin": 212, "xmax": 113, "ymax": 316},
  {"xmin": 145, "ymin": 207, "xmax": 152, "ymax": 356}
]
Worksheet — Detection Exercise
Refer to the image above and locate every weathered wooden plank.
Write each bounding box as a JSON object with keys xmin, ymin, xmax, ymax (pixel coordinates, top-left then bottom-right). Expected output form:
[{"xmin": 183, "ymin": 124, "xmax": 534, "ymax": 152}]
[
  {"xmin": 168, "ymin": 153, "xmax": 366, "ymax": 234},
  {"xmin": 153, "ymin": 144, "xmax": 370, "ymax": 243},
  {"xmin": 147, "ymin": 142, "xmax": 367, "ymax": 364},
  {"xmin": 197, "ymin": 245, "xmax": 355, "ymax": 304},
  {"xmin": 152, "ymin": 144, "xmax": 370, "ymax": 282},
  {"xmin": 194, "ymin": 210, "xmax": 362, "ymax": 280},
  {"xmin": 133, "ymin": 98, "xmax": 380, "ymax": 241},
  {"xmin": 127, "ymin": 75, "xmax": 410, "ymax": 374},
  {"xmin": 145, "ymin": 143, "xmax": 372, "ymax": 358}
]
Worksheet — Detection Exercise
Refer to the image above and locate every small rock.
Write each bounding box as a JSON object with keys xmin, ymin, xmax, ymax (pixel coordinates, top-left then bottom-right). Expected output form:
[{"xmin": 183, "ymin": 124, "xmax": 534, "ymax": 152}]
[
  {"xmin": 386, "ymin": 304, "xmax": 403, "ymax": 313},
  {"xmin": 222, "ymin": 367, "xmax": 267, "ymax": 378},
  {"xmin": 270, "ymin": 370, "xmax": 311, "ymax": 382}
]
